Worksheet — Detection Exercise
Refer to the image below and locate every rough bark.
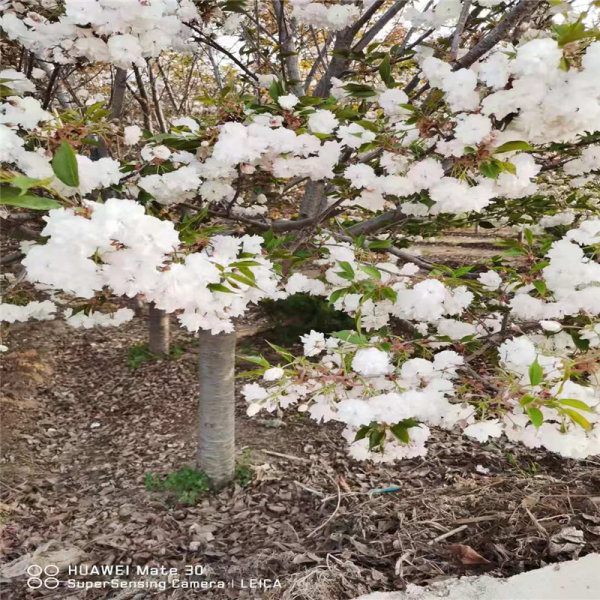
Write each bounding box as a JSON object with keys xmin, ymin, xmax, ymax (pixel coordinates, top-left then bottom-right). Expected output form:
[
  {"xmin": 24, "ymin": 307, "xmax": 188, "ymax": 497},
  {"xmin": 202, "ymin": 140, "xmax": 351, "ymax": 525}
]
[
  {"xmin": 197, "ymin": 329, "xmax": 236, "ymax": 488},
  {"xmin": 299, "ymin": 180, "xmax": 327, "ymax": 219},
  {"xmin": 273, "ymin": 0, "xmax": 303, "ymax": 96},
  {"xmin": 109, "ymin": 67, "xmax": 127, "ymax": 121},
  {"xmin": 148, "ymin": 303, "xmax": 170, "ymax": 357}
]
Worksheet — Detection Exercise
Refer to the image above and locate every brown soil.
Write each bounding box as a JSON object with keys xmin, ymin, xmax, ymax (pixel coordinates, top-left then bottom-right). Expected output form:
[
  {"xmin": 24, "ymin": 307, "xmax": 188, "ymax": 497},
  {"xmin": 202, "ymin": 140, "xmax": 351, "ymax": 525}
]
[{"xmin": 1, "ymin": 317, "xmax": 600, "ymax": 600}]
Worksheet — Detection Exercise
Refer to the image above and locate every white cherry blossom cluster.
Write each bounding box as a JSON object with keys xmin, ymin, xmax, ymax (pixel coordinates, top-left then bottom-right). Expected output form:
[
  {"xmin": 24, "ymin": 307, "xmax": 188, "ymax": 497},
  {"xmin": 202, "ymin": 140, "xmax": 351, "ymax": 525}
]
[
  {"xmin": 289, "ymin": 1, "xmax": 360, "ymax": 31},
  {"xmin": 0, "ymin": 0, "xmax": 199, "ymax": 68},
  {"xmin": 242, "ymin": 332, "xmax": 472, "ymax": 462},
  {"xmin": 0, "ymin": 300, "xmax": 56, "ymax": 322},
  {"xmin": 22, "ymin": 199, "xmax": 284, "ymax": 334},
  {"xmin": 463, "ymin": 335, "xmax": 600, "ymax": 460},
  {"xmin": 0, "ymin": 74, "xmax": 123, "ymax": 197},
  {"xmin": 509, "ymin": 219, "xmax": 600, "ymax": 322}
]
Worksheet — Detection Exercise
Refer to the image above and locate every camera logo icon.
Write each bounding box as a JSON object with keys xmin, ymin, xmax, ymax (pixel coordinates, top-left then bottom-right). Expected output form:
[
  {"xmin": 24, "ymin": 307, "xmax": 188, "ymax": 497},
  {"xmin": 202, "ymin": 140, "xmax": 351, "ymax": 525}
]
[{"xmin": 26, "ymin": 565, "xmax": 60, "ymax": 589}]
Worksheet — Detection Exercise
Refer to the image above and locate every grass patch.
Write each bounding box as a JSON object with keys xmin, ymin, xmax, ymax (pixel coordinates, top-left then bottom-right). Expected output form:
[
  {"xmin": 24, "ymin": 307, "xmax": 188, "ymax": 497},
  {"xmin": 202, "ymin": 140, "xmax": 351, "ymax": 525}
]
[
  {"xmin": 145, "ymin": 457, "xmax": 254, "ymax": 504},
  {"xmin": 144, "ymin": 467, "xmax": 210, "ymax": 504},
  {"xmin": 126, "ymin": 342, "xmax": 185, "ymax": 369}
]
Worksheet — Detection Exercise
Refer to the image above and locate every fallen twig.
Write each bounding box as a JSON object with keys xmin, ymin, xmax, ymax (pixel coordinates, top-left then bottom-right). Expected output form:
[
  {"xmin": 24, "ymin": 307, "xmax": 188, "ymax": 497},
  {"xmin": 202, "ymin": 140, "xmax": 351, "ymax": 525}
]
[
  {"xmin": 307, "ymin": 476, "xmax": 342, "ymax": 538},
  {"xmin": 427, "ymin": 524, "xmax": 467, "ymax": 546},
  {"xmin": 261, "ymin": 449, "xmax": 310, "ymax": 463}
]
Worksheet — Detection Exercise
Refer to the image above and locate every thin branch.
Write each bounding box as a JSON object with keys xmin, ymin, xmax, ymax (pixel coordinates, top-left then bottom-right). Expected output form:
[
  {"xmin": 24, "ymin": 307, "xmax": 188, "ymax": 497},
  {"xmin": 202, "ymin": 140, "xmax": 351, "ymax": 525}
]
[
  {"xmin": 156, "ymin": 59, "xmax": 179, "ymax": 113},
  {"xmin": 42, "ymin": 65, "xmax": 61, "ymax": 109},
  {"xmin": 352, "ymin": 1, "xmax": 409, "ymax": 54},
  {"xmin": 190, "ymin": 26, "xmax": 258, "ymax": 82},
  {"xmin": 146, "ymin": 60, "xmax": 167, "ymax": 133},
  {"xmin": 450, "ymin": 0, "xmax": 472, "ymax": 58},
  {"xmin": 132, "ymin": 65, "xmax": 153, "ymax": 132}
]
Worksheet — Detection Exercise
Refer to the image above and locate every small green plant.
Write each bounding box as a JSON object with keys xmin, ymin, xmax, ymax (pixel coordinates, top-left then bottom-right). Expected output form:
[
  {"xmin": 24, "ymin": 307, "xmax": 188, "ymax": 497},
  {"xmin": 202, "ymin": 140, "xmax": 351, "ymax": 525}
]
[
  {"xmin": 235, "ymin": 450, "xmax": 253, "ymax": 487},
  {"xmin": 144, "ymin": 467, "xmax": 211, "ymax": 504},
  {"xmin": 127, "ymin": 343, "xmax": 156, "ymax": 369},
  {"xmin": 127, "ymin": 342, "xmax": 186, "ymax": 369}
]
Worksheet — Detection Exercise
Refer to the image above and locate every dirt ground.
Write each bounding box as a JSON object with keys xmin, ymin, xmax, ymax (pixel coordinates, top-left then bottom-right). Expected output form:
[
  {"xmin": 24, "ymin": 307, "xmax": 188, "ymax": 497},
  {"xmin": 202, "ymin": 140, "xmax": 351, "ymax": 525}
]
[{"xmin": 1, "ymin": 315, "xmax": 600, "ymax": 600}]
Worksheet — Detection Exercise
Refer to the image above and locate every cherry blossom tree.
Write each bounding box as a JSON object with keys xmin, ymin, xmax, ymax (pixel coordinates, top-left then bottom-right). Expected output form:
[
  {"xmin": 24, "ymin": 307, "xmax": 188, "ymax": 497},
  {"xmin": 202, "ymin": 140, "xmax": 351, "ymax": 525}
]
[{"xmin": 1, "ymin": 0, "xmax": 600, "ymax": 486}]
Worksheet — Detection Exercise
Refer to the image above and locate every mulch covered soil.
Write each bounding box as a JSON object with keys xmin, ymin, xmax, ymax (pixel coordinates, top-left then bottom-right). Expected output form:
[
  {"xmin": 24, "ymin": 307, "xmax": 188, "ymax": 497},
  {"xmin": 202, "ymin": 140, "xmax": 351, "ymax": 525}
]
[{"xmin": 1, "ymin": 318, "xmax": 600, "ymax": 600}]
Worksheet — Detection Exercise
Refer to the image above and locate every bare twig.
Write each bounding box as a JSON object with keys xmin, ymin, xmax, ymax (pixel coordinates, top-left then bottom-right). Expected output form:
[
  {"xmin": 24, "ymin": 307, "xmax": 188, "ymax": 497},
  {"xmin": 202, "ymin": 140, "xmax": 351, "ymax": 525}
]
[
  {"xmin": 427, "ymin": 524, "xmax": 467, "ymax": 545},
  {"xmin": 260, "ymin": 449, "xmax": 310, "ymax": 463},
  {"xmin": 307, "ymin": 476, "xmax": 342, "ymax": 538}
]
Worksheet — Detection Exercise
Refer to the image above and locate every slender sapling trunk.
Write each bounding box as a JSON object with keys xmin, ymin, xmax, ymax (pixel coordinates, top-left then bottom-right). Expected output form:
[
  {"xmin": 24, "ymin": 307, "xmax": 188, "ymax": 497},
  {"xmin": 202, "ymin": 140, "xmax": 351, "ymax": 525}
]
[
  {"xmin": 148, "ymin": 302, "xmax": 170, "ymax": 357},
  {"xmin": 196, "ymin": 329, "xmax": 236, "ymax": 488}
]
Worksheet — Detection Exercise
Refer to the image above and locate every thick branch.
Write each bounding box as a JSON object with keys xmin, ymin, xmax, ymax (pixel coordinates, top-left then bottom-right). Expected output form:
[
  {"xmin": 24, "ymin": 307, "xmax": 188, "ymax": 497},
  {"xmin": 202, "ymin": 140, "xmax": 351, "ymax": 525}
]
[
  {"xmin": 109, "ymin": 67, "xmax": 127, "ymax": 121},
  {"xmin": 454, "ymin": 0, "xmax": 542, "ymax": 69}
]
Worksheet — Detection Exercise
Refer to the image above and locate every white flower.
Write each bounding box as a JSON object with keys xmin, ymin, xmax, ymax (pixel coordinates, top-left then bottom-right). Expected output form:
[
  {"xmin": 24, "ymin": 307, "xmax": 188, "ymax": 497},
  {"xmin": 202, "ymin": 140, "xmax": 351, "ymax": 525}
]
[
  {"xmin": 141, "ymin": 144, "xmax": 171, "ymax": 161},
  {"xmin": 337, "ymin": 399, "xmax": 375, "ymax": 427},
  {"xmin": 308, "ymin": 109, "xmax": 338, "ymax": 134},
  {"xmin": 478, "ymin": 270, "xmax": 502, "ymax": 290},
  {"xmin": 124, "ymin": 125, "xmax": 142, "ymax": 145},
  {"xmin": 454, "ymin": 113, "xmax": 492, "ymax": 146},
  {"xmin": 351, "ymin": 347, "xmax": 392, "ymax": 377},
  {"xmin": 540, "ymin": 320, "xmax": 562, "ymax": 333},
  {"xmin": 241, "ymin": 382, "xmax": 268, "ymax": 402},
  {"xmin": 300, "ymin": 330, "xmax": 326, "ymax": 356},
  {"xmin": 378, "ymin": 88, "xmax": 410, "ymax": 119},
  {"xmin": 337, "ymin": 123, "xmax": 376, "ymax": 149},
  {"xmin": 278, "ymin": 94, "xmax": 299, "ymax": 110},
  {"xmin": 263, "ymin": 367, "xmax": 284, "ymax": 381},
  {"xmin": 464, "ymin": 420, "xmax": 503, "ymax": 443}
]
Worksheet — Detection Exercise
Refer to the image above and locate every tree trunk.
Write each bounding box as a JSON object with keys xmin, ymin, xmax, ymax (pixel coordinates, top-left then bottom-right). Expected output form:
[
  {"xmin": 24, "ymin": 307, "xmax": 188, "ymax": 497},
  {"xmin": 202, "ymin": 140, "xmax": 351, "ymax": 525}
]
[
  {"xmin": 109, "ymin": 67, "xmax": 128, "ymax": 121},
  {"xmin": 148, "ymin": 303, "xmax": 169, "ymax": 357},
  {"xmin": 299, "ymin": 180, "xmax": 327, "ymax": 219},
  {"xmin": 197, "ymin": 329, "xmax": 236, "ymax": 488}
]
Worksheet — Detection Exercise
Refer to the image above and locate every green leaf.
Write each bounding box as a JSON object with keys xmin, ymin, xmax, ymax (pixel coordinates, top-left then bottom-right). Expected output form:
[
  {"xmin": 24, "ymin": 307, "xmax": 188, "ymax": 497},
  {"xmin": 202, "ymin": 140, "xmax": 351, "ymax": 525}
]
[
  {"xmin": 367, "ymin": 239, "xmax": 391, "ymax": 250},
  {"xmin": 207, "ymin": 283, "xmax": 234, "ymax": 293},
  {"xmin": 389, "ymin": 423, "xmax": 409, "ymax": 443},
  {"xmin": 52, "ymin": 141, "xmax": 79, "ymax": 187},
  {"xmin": 558, "ymin": 398, "xmax": 594, "ymax": 412},
  {"xmin": 479, "ymin": 160, "xmax": 502, "ymax": 179},
  {"xmin": 336, "ymin": 261, "xmax": 355, "ymax": 281},
  {"xmin": 266, "ymin": 342, "xmax": 294, "ymax": 361},
  {"xmin": 532, "ymin": 280, "xmax": 548, "ymax": 297},
  {"xmin": 8, "ymin": 175, "xmax": 54, "ymax": 195},
  {"xmin": 379, "ymin": 55, "xmax": 395, "ymax": 88},
  {"xmin": 332, "ymin": 330, "xmax": 368, "ymax": 344},
  {"xmin": 528, "ymin": 359, "xmax": 544, "ymax": 386},
  {"xmin": 356, "ymin": 119, "xmax": 379, "ymax": 133},
  {"xmin": 359, "ymin": 265, "xmax": 381, "ymax": 280},
  {"xmin": 329, "ymin": 288, "xmax": 349, "ymax": 304},
  {"xmin": 354, "ymin": 425, "xmax": 371, "ymax": 442},
  {"xmin": 570, "ymin": 331, "xmax": 590, "ymax": 351},
  {"xmin": 498, "ymin": 160, "xmax": 516, "ymax": 175},
  {"xmin": 343, "ymin": 83, "xmax": 377, "ymax": 98},
  {"xmin": 519, "ymin": 394, "xmax": 535, "ymax": 406},
  {"xmin": 526, "ymin": 407, "xmax": 544, "ymax": 428},
  {"xmin": 227, "ymin": 273, "xmax": 257, "ymax": 288},
  {"xmin": 381, "ymin": 287, "xmax": 397, "ymax": 302},
  {"xmin": 268, "ymin": 79, "xmax": 281, "ymax": 102},
  {"xmin": 368, "ymin": 428, "xmax": 385, "ymax": 451},
  {"xmin": 563, "ymin": 408, "xmax": 592, "ymax": 430},
  {"xmin": 0, "ymin": 187, "xmax": 61, "ymax": 210},
  {"xmin": 493, "ymin": 140, "xmax": 534, "ymax": 154},
  {"xmin": 240, "ymin": 354, "xmax": 270, "ymax": 368}
]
